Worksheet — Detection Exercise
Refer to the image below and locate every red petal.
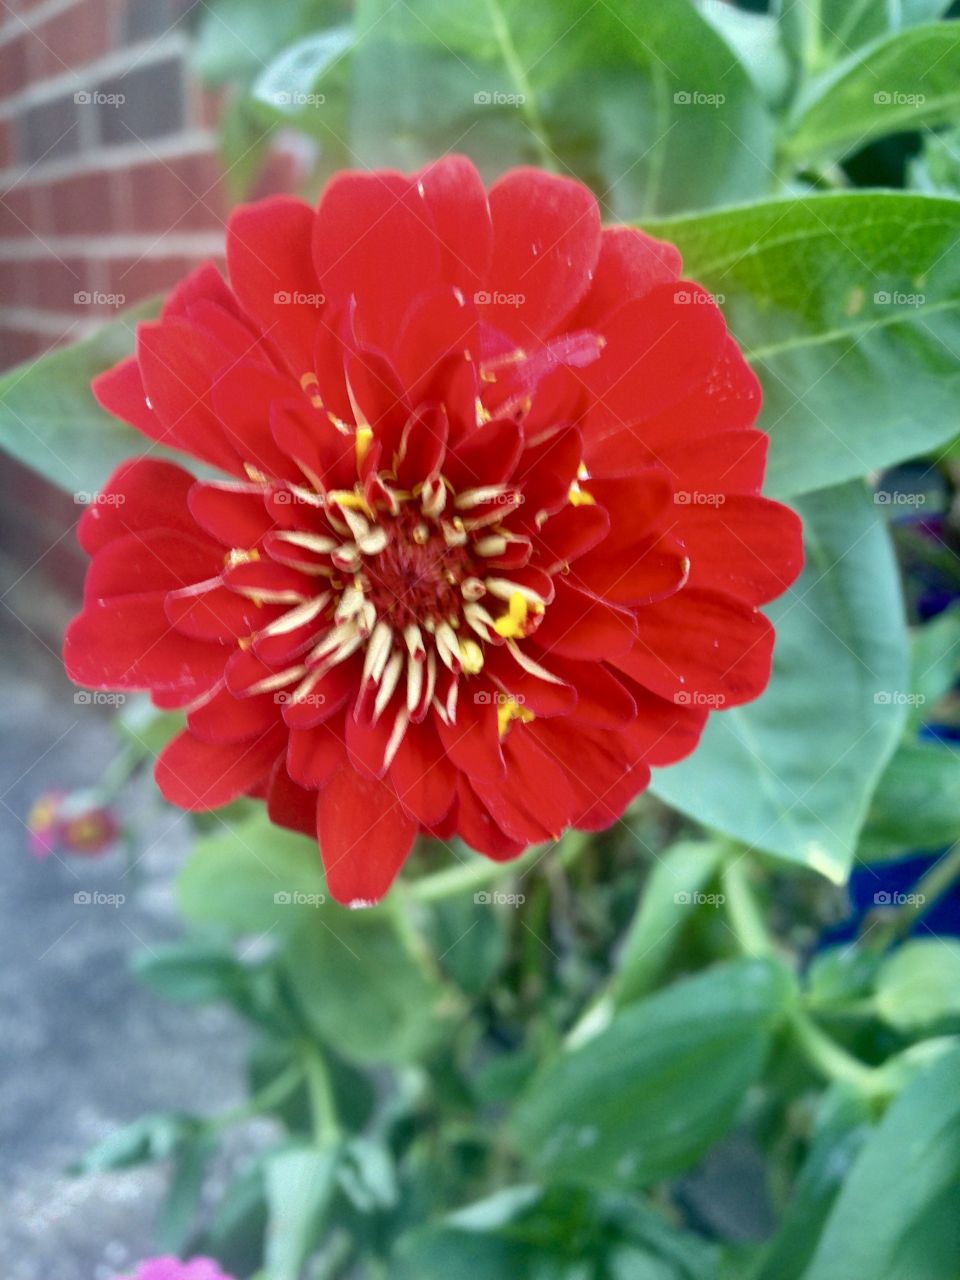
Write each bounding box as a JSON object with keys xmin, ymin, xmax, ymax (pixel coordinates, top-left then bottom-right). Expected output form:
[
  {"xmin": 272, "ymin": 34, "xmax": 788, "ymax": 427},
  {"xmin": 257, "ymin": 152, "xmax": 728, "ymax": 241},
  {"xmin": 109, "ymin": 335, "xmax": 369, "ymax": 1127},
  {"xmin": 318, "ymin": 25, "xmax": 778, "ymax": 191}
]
[
  {"xmin": 532, "ymin": 503, "xmax": 610, "ymax": 573},
  {"xmin": 417, "ymin": 155, "xmax": 493, "ymax": 296},
  {"xmin": 65, "ymin": 596, "xmax": 225, "ymax": 695},
  {"xmin": 532, "ymin": 582, "xmax": 637, "ymax": 660},
  {"xmin": 92, "ymin": 356, "xmax": 161, "ymax": 443},
  {"xmin": 679, "ymin": 496, "xmax": 804, "ymax": 604},
  {"xmin": 226, "ymin": 195, "xmax": 320, "ymax": 375},
  {"xmin": 485, "ymin": 168, "xmax": 601, "ymax": 341},
  {"xmin": 155, "ymin": 726, "xmax": 284, "ymax": 811},
  {"xmin": 211, "ymin": 364, "xmax": 303, "ymax": 480},
  {"xmin": 266, "ymin": 759, "xmax": 317, "ymax": 838},
  {"xmin": 312, "ymin": 170, "xmax": 442, "ymax": 354},
  {"xmin": 189, "ymin": 480, "xmax": 274, "ymax": 548},
  {"xmin": 84, "ymin": 530, "xmax": 220, "ymax": 600},
  {"xmin": 78, "ymin": 459, "xmax": 197, "ymax": 554},
  {"xmin": 187, "ymin": 682, "xmax": 279, "ymax": 744},
  {"xmin": 614, "ymin": 588, "xmax": 775, "ymax": 707},
  {"xmin": 316, "ymin": 767, "xmax": 417, "ymax": 905},
  {"xmin": 436, "ymin": 691, "xmax": 505, "ymax": 782},
  {"xmin": 389, "ymin": 720, "xmax": 457, "ymax": 826},
  {"xmin": 456, "ymin": 778, "xmax": 527, "ymax": 860},
  {"xmin": 287, "ymin": 717, "xmax": 347, "ymax": 788},
  {"xmin": 574, "ymin": 226, "xmax": 682, "ymax": 328}
]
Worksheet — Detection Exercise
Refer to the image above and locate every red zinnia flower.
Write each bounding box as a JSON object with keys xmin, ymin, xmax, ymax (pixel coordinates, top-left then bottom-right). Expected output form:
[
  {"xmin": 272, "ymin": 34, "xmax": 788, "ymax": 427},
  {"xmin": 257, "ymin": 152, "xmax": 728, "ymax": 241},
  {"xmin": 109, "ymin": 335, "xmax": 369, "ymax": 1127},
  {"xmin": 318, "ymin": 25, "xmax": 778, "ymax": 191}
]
[{"xmin": 65, "ymin": 157, "xmax": 803, "ymax": 905}]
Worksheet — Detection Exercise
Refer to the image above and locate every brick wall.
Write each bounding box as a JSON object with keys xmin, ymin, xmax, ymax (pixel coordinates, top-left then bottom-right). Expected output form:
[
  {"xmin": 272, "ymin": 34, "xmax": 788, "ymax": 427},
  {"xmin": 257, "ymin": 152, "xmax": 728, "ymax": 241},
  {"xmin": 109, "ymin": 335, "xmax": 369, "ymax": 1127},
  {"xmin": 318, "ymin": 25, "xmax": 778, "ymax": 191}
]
[{"xmin": 0, "ymin": 0, "xmax": 301, "ymax": 663}]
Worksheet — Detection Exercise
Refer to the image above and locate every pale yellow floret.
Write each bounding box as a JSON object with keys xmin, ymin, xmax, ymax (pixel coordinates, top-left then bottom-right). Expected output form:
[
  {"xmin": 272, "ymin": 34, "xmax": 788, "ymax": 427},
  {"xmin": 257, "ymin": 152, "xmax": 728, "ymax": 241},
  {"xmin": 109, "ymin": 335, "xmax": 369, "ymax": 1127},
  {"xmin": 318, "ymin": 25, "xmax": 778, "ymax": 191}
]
[
  {"xmin": 458, "ymin": 638, "xmax": 485, "ymax": 674},
  {"xmin": 493, "ymin": 591, "xmax": 530, "ymax": 638},
  {"xmin": 497, "ymin": 698, "xmax": 535, "ymax": 738},
  {"xmin": 355, "ymin": 426, "xmax": 373, "ymax": 466}
]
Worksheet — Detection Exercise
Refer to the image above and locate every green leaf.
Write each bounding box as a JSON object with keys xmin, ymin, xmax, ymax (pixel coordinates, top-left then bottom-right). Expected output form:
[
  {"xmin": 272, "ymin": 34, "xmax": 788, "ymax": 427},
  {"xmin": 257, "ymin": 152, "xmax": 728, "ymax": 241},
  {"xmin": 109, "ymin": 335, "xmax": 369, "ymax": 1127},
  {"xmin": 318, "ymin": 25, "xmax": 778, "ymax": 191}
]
[
  {"xmin": 801, "ymin": 1046, "xmax": 960, "ymax": 1280},
  {"xmin": 613, "ymin": 841, "xmax": 726, "ymax": 1005},
  {"xmin": 292, "ymin": 0, "xmax": 772, "ymax": 218},
  {"xmin": 784, "ymin": 24, "xmax": 960, "ymax": 164},
  {"xmin": 252, "ymin": 25, "xmax": 354, "ymax": 132},
  {"xmin": 264, "ymin": 1146, "xmax": 339, "ymax": 1280},
  {"xmin": 859, "ymin": 741, "xmax": 960, "ymax": 861},
  {"xmin": 696, "ymin": 3, "xmax": 792, "ymax": 107},
  {"xmin": 909, "ymin": 605, "xmax": 960, "ymax": 713},
  {"xmin": 909, "ymin": 124, "xmax": 960, "ymax": 195},
  {"xmin": 0, "ymin": 300, "xmax": 159, "ymax": 495},
  {"xmin": 131, "ymin": 940, "xmax": 247, "ymax": 1005},
  {"xmin": 875, "ymin": 940, "xmax": 960, "ymax": 1030},
  {"xmin": 775, "ymin": 0, "xmax": 952, "ymax": 73},
  {"xmin": 806, "ymin": 945, "xmax": 882, "ymax": 1010},
  {"xmin": 192, "ymin": 0, "xmax": 350, "ymax": 85},
  {"xmin": 73, "ymin": 1113, "xmax": 198, "ymax": 1173},
  {"xmin": 177, "ymin": 810, "xmax": 328, "ymax": 937},
  {"xmin": 644, "ymin": 192, "xmax": 960, "ymax": 498},
  {"xmin": 281, "ymin": 909, "xmax": 452, "ymax": 1064},
  {"xmin": 751, "ymin": 1084, "xmax": 873, "ymax": 1280},
  {"xmin": 427, "ymin": 893, "xmax": 509, "ymax": 999},
  {"xmin": 513, "ymin": 959, "xmax": 795, "ymax": 1189},
  {"xmin": 651, "ymin": 484, "xmax": 909, "ymax": 884},
  {"xmin": 115, "ymin": 695, "xmax": 184, "ymax": 760},
  {"xmin": 156, "ymin": 1129, "xmax": 217, "ymax": 1254}
]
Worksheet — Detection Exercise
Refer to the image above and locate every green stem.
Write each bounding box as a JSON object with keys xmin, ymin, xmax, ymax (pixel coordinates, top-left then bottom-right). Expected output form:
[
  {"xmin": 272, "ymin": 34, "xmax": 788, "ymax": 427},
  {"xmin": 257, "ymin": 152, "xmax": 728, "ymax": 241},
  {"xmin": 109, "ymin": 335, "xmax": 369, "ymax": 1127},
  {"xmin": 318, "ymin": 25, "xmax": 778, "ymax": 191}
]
[
  {"xmin": 722, "ymin": 858, "xmax": 776, "ymax": 957},
  {"xmin": 409, "ymin": 834, "xmax": 582, "ymax": 905},
  {"xmin": 894, "ymin": 841, "xmax": 960, "ymax": 938},
  {"xmin": 211, "ymin": 1059, "xmax": 305, "ymax": 1130},
  {"xmin": 303, "ymin": 1043, "xmax": 340, "ymax": 1146},
  {"xmin": 790, "ymin": 1008, "xmax": 884, "ymax": 1097},
  {"xmin": 483, "ymin": 0, "xmax": 555, "ymax": 170}
]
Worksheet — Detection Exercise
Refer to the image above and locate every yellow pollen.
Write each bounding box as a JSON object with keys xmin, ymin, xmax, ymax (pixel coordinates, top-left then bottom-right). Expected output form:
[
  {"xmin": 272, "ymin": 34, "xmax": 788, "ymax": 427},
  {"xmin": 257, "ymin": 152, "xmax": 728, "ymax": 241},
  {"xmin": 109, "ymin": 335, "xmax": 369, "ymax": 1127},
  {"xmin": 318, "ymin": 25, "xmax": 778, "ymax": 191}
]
[
  {"xmin": 244, "ymin": 463, "xmax": 268, "ymax": 483},
  {"xmin": 476, "ymin": 397, "xmax": 492, "ymax": 424},
  {"xmin": 225, "ymin": 547, "xmax": 261, "ymax": 568},
  {"xmin": 497, "ymin": 698, "xmax": 535, "ymax": 738},
  {"xmin": 568, "ymin": 481, "xmax": 595, "ymax": 506},
  {"xmin": 328, "ymin": 489, "xmax": 373, "ymax": 516},
  {"xmin": 459, "ymin": 638, "xmax": 484, "ymax": 674},
  {"xmin": 493, "ymin": 591, "xmax": 529, "ymax": 639},
  {"xmin": 355, "ymin": 426, "xmax": 373, "ymax": 466}
]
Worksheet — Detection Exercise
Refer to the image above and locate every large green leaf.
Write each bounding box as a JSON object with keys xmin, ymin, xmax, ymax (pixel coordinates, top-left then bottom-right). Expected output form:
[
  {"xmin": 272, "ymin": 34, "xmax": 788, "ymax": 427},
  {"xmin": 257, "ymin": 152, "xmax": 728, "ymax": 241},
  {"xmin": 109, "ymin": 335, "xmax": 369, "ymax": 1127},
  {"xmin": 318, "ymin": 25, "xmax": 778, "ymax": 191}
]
[
  {"xmin": 859, "ymin": 740, "xmax": 960, "ymax": 860},
  {"xmin": 645, "ymin": 192, "xmax": 960, "ymax": 499},
  {"xmin": 801, "ymin": 1047, "xmax": 960, "ymax": 1280},
  {"xmin": 280, "ymin": 909, "xmax": 453, "ymax": 1064},
  {"xmin": 775, "ymin": 0, "xmax": 953, "ymax": 73},
  {"xmin": 0, "ymin": 300, "xmax": 159, "ymax": 495},
  {"xmin": 192, "ymin": 0, "xmax": 350, "ymax": 85},
  {"xmin": 784, "ymin": 24, "xmax": 960, "ymax": 163},
  {"xmin": 874, "ymin": 940, "xmax": 960, "ymax": 1030},
  {"xmin": 275, "ymin": 0, "xmax": 773, "ymax": 218},
  {"xmin": 264, "ymin": 1146, "xmax": 339, "ymax": 1280},
  {"xmin": 651, "ymin": 484, "xmax": 908, "ymax": 884},
  {"xmin": 177, "ymin": 811, "xmax": 329, "ymax": 938},
  {"xmin": 513, "ymin": 958, "xmax": 795, "ymax": 1189}
]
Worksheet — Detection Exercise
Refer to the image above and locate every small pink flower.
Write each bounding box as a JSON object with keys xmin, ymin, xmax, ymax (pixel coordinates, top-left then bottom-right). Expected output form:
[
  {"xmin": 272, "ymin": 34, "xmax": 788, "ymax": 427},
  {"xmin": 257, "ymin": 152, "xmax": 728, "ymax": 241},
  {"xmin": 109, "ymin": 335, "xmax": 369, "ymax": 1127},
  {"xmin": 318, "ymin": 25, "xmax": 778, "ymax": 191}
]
[
  {"xmin": 26, "ymin": 789, "xmax": 119, "ymax": 859},
  {"xmin": 128, "ymin": 1257, "xmax": 234, "ymax": 1280}
]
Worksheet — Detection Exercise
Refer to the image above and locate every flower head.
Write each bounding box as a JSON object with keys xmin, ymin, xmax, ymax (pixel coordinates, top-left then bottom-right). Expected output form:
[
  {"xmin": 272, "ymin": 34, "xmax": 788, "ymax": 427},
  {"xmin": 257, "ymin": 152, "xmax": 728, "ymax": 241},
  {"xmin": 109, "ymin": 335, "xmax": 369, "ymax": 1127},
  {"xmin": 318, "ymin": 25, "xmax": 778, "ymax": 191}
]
[
  {"xmin": 127, "ymin": 1259, "xmax": 233, "ymax": 1280},
  {"xmin": 65, "ymin": 157, "xmax": 802, "ymax": 904},
  {"xmin": 27, "ymin": 788, "xmax": 119, "ymax": 858}
]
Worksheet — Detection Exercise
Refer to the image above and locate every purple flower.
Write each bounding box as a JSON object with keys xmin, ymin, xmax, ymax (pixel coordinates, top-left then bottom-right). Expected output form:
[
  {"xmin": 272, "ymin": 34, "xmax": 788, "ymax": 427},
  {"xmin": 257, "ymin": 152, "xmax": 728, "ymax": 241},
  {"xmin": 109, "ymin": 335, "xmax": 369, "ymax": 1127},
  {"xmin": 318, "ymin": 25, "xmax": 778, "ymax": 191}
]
[{"xmin": 128, "ymin": 1258, "xmax": 234, "ymax": 1280}]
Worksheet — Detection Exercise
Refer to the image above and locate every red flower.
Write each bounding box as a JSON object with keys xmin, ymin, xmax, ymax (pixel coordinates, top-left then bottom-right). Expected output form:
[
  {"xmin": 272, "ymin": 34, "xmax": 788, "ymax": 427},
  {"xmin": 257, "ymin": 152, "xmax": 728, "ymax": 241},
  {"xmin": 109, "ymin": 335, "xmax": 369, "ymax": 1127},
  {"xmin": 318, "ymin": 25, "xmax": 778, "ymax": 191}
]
[{"xmin": 65, "ymin": 157, "xmax": 802, "ymax": 905}]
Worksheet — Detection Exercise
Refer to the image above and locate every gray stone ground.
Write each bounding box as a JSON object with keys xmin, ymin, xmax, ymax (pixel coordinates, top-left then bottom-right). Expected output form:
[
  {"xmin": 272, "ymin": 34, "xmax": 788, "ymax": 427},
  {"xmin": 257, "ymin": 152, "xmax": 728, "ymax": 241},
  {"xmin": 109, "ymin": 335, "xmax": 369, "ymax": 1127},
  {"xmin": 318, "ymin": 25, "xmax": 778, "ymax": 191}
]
[{"xmin": 0, "ymin": 666, "xmax": 249, "ymax": 1279}]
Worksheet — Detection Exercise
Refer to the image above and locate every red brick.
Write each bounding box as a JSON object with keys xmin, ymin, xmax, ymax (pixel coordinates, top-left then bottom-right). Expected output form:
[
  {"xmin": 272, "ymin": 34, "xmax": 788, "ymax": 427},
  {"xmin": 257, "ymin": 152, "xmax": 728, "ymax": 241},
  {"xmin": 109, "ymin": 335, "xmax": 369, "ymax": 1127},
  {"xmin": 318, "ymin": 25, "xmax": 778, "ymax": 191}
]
[
  {"xmin": 103, "ymin": 253, "xmax": 195, "ymax": 305},
  {"xmin": 0, "ymin": 183, "xmax": 38, "ymax": 237},
  {"xmin": 31, "ymin": 254, "xmax": 89, "ymax": 310},
  {"xmin": 47, "ymin": 169, "xmax": 118, "ymax": 235},
  {"xmin": 0, "ymin": 35, "xmax": 31, "ymax": 100},
  {"xmin": 123, "ymin": 152, "xmax": 228, "ymax": 235},
  {"xmin": 0, "ymin": 327, "xmax": 50, "ymax": 368},
  {"xmin": 32, "ymin": 0, "xmax": 111, "ymax": 76},
  {"xmin": 0, "ymin": 120, "xmax": 13, "ymax": 167},
  {"xmin": 0, "ymin": 257, "xmax": 38, "ymax": 306},
  {"xmin": 251, "ymin": 148, "xmax": 301, "ymax": 199}
]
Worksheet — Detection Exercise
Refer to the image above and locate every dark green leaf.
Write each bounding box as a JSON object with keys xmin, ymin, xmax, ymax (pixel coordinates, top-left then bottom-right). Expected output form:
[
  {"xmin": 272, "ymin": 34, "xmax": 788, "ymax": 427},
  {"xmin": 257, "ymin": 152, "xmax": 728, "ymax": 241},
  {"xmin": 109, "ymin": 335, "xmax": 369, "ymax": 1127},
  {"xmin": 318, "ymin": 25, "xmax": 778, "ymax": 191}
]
[
  {"xmin": 156, "ymin": 1129, "xmax": 217, "ymax": 1254},
  {"xmin": 513, "ymin": 959, "xmax": 795, "ymax": 1189},
  {"xmin": 860, "ymin": 741, "xmax": 960, "ymax": 860},
  {"xmin": 264, "ymin": 1145, "xmax": 340, "ymax": 1280},
  {"xmin": 132, "ymin": 941, "xmax": 247, "ymax": 1005},
  {"xmin": 784, "ymin": 24, "xmax": 960, "ymax": 164},
  {"xmin": 801, "ymin": 1046, "xmax": 960, "ymax": 1280}
]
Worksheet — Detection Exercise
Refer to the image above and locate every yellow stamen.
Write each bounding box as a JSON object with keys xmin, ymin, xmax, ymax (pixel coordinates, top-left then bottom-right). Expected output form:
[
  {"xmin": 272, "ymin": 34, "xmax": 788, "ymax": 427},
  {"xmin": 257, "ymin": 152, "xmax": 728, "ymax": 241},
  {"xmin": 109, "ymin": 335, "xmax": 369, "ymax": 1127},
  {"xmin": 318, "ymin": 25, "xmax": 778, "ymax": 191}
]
[
  {"xmin": 493, "ymin": 591, "xmax": 529, "ymax": 639},
  {"xmin": 355, "ymin": 426, "xmax": 373, "ymax": 466},
  {"xmin": 225, "ymin": 547, "xmax": 261, "ymax": 568},
  {"xmin": 458, "ymin": 638, "xmax": 484, "ymax": 674},
  {"xmin": 497, "ymin": 698, "xmax": 535, "ymax": 738},
  {"xmin": 568, "ymin": 481, "xmax": 595, "ymax": 506},
  {"xmin": 327, "ymin": 489, "xmax": 373, "ymax": 517}
]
